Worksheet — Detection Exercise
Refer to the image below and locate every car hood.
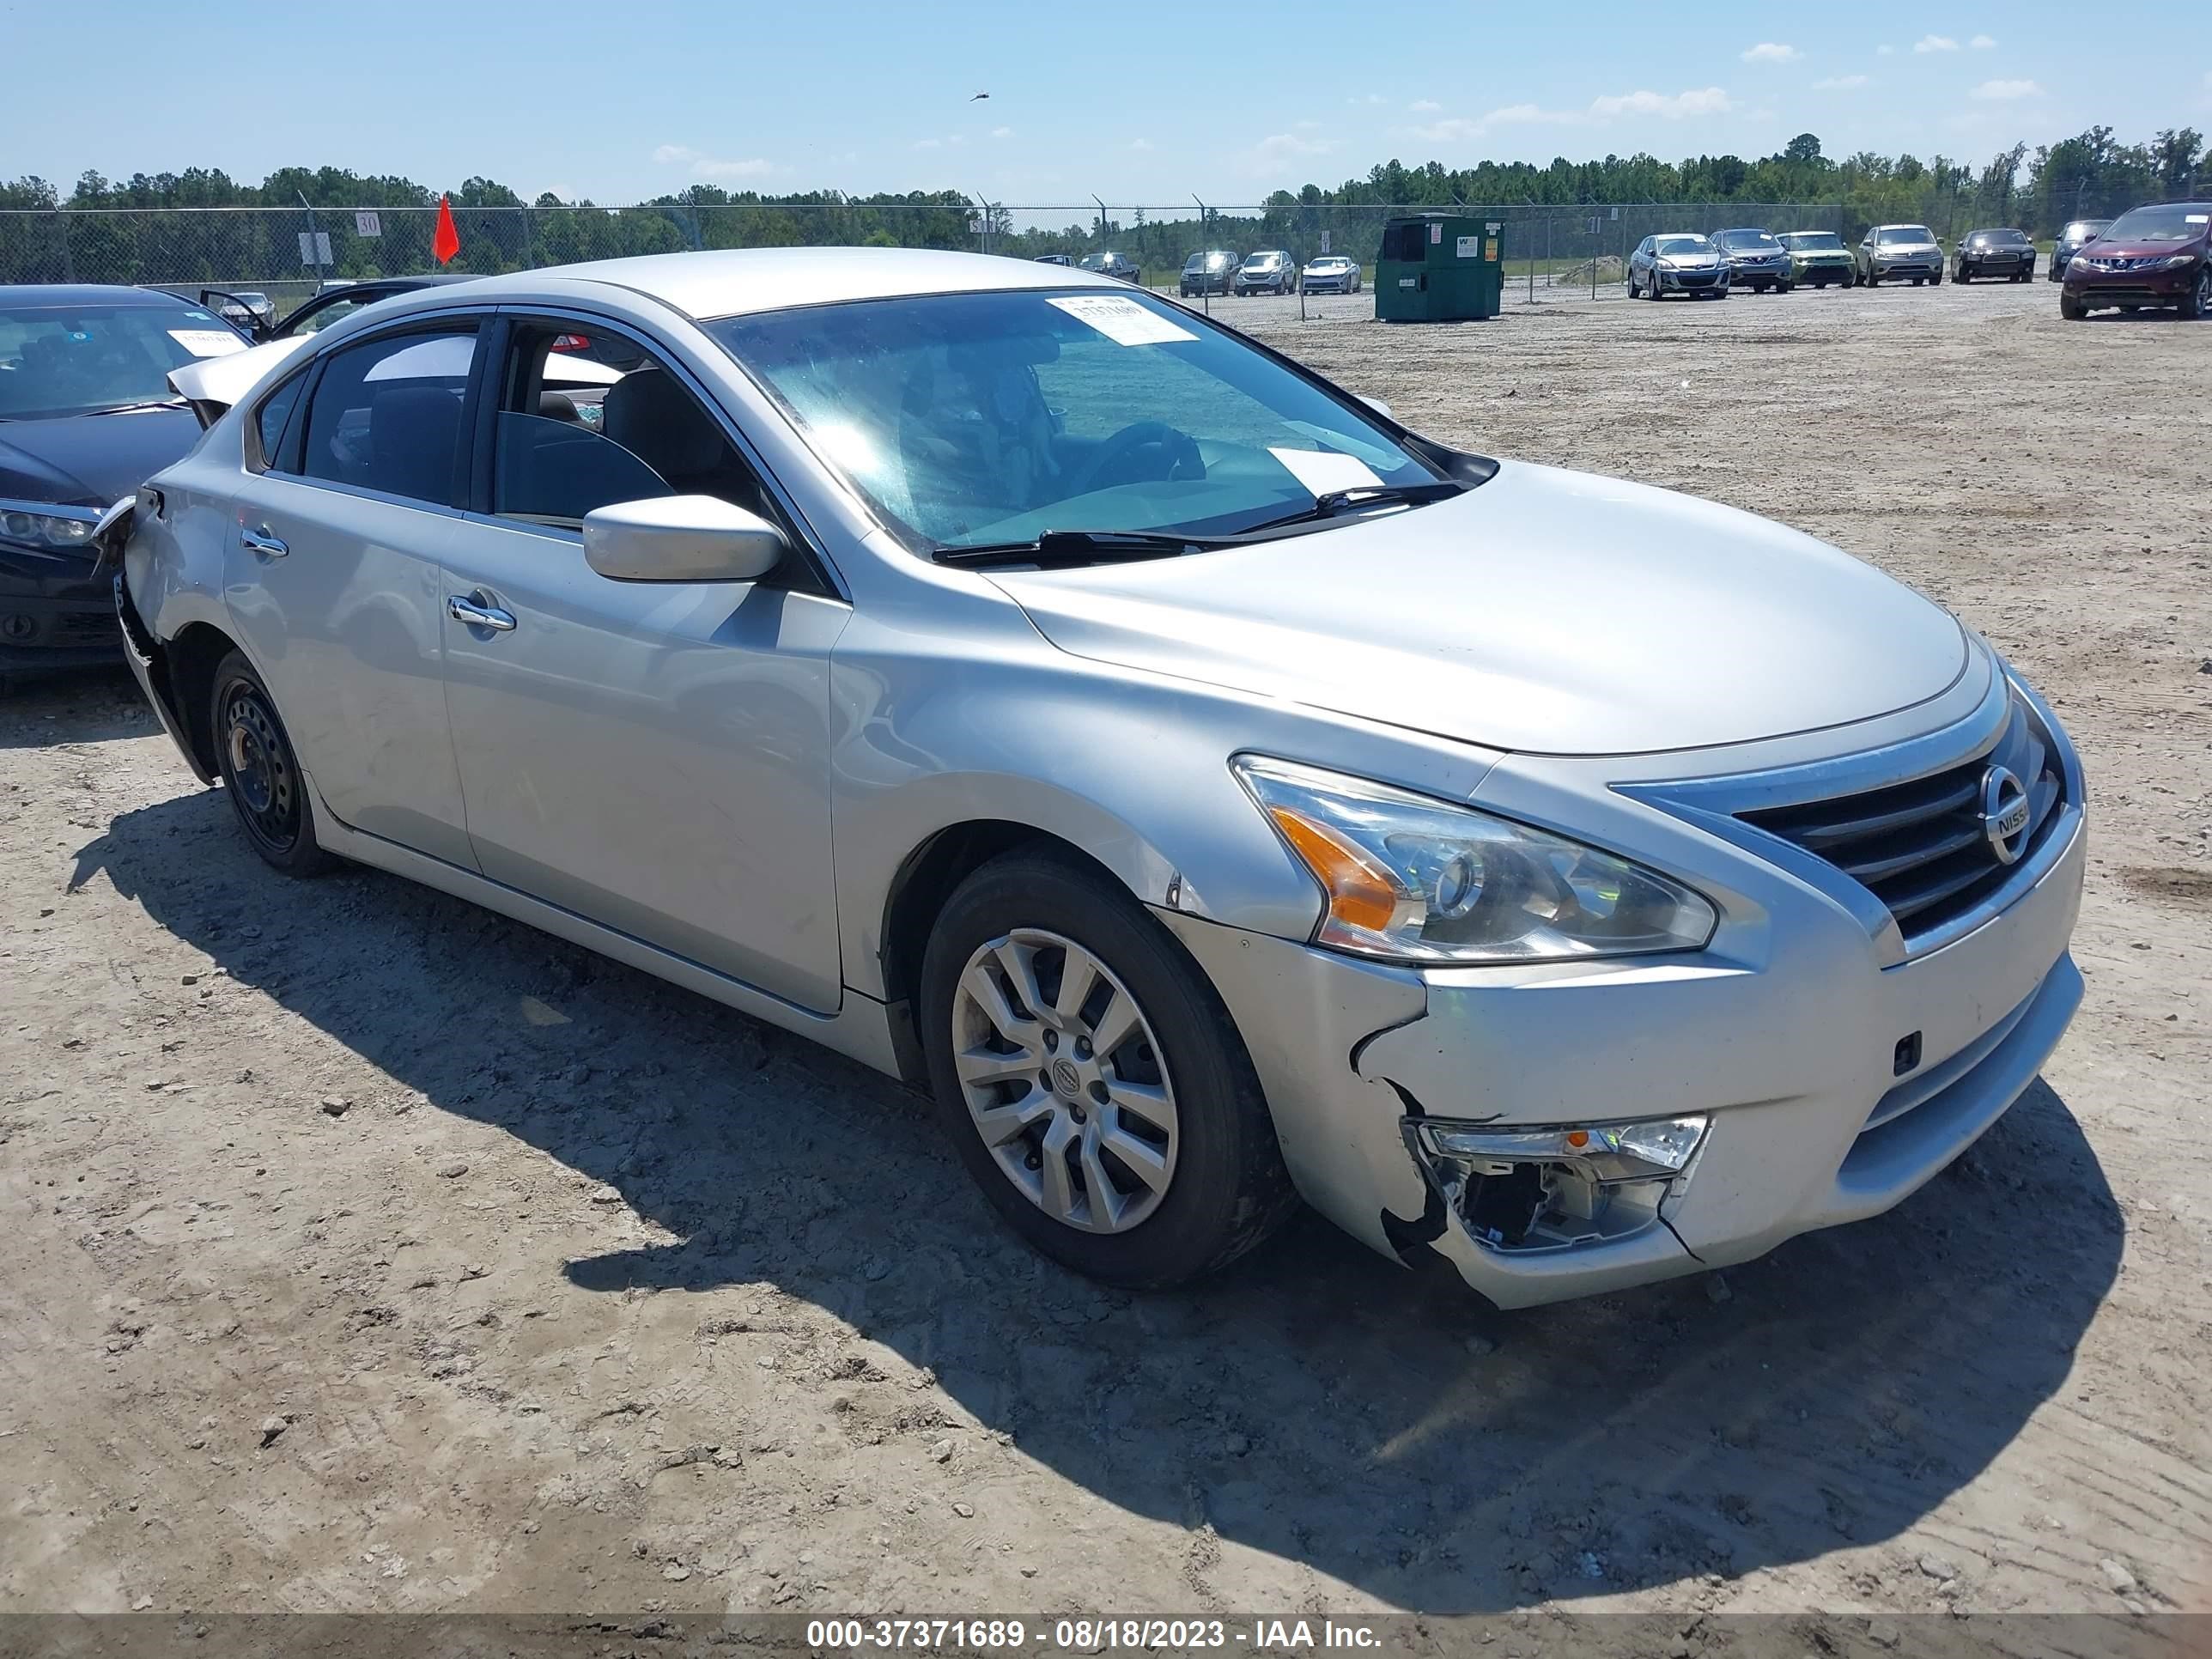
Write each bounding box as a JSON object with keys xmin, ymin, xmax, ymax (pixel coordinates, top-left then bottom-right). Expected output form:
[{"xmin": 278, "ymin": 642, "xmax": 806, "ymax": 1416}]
[
  {"xmin": 988, "ymin": 460, "xmax": 1968, "ymax": 757},
  {"xmin": 0, "ymin": 406, "xmax": 205, "ymax": 510},
  {"xmin": 2078, "ymin": 238, "xmax": 2203, "ymax": 260}
]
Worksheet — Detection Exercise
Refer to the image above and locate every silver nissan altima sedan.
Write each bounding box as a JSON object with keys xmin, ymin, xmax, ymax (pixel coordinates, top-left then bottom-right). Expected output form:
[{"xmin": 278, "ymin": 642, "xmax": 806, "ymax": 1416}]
[{"xmin": 104, "ymin": 248, "xmax": 2086, "ymax": 1308}]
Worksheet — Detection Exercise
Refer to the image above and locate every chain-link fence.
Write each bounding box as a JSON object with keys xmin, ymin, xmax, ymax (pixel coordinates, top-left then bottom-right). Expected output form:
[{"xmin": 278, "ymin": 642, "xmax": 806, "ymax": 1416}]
[{"xmin": 0, "ymin": 192, "xmax": 2106, "ymax": 308}]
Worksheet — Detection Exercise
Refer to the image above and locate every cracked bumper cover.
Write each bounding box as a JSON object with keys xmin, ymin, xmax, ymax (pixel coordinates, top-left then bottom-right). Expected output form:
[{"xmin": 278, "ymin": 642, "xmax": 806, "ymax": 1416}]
[{"xmin": 1155, "ymin": 809, "xmax": 2085, "ymax": 1309}]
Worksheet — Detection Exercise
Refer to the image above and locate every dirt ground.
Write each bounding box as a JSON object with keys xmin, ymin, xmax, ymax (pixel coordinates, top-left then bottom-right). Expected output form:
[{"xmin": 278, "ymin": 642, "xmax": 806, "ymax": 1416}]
[{"xmin": 3, "ymin": 277, "xmax": 2208, "ymax": 1628}]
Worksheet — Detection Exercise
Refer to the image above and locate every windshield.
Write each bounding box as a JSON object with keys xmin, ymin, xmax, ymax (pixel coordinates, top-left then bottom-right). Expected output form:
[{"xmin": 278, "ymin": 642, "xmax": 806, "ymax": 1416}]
[
  {"xmin": 1719, "ymin": 231, "xmax": 1780, "ymax": 249},
  {"xmin": 0, "ymin": 302, "xmax": 246, "ymax": 421},
  {"xmin": 1783, "ymin": 233, "xmax": 1843, "ymax": 252},
  {"xmin": 2100, "ymin": 204, "xmax": 2210, "ymax": 243},
  {"xmin": 1969, "ymin": 230, "xmax": 2027, "ymax": 246},
  {"xmin": 1877, "ymin": 227, "xmax": 1935, "ymax": 246},
  {"xmin": 710, "ymin": 288, "xmax": 1445, "ymax": 555},
  {"xmin": 2063, "ymin": 221, "xmax": 2109, "ymax": 242},
  {"xmin": 1654, "ymin": 235, "xmax": 1711, "ymax": 256},
  {"xmin": 1310, "ymin": 256, "xmax": 1350, "ymax": 269},
  {"xmin": 1244, "ymin": 252, "xmax": 1282, "ymax": 268}
]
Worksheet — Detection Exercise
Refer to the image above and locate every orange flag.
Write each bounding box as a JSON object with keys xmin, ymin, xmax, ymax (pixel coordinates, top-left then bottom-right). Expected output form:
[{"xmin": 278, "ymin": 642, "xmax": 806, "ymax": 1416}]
[{"xmin": 432, "ymin": 195, "xmax": 460, "ymax": 264}]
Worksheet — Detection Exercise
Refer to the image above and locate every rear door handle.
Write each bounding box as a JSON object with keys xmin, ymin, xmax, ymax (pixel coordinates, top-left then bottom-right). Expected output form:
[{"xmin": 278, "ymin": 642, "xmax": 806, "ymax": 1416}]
[
  {"xmin": 447, "ymin": 594, "xmax": 517, "ymax": 632},
  {"xmin": 240, "ymin": 525, "xmax": 287, "ymax": 557}
]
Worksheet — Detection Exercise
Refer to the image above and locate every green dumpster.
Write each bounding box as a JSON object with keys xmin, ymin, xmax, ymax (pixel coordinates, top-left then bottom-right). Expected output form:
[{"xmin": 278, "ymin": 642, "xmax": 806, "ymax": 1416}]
[{"xmin": 1375, "ymin": 213, "xmax": 1505, "ymax": 321}]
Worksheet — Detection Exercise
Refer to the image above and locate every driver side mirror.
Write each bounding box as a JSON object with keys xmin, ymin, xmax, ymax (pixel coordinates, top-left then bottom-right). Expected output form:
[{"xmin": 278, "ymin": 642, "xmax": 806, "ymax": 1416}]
[
  {"xmin": 1358, "ymin": 395, "xmax": 1394, "ymax": 421},
  {"xmin": 582, "ymin": 495, "xmax": 786, "ymax": 583}
]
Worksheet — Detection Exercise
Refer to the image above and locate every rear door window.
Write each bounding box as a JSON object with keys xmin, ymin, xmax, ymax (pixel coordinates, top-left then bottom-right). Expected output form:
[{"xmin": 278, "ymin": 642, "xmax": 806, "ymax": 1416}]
[{"xmin": 298, "ymin": 325, "xmax": 479, "ymax": 506}]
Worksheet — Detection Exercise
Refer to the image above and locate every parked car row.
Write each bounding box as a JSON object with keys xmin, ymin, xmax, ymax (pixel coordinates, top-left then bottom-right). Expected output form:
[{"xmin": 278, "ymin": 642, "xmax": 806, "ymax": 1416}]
[{"xmin": 1171, "ymin": 249, "xmax": 1365, "ymax": 297}]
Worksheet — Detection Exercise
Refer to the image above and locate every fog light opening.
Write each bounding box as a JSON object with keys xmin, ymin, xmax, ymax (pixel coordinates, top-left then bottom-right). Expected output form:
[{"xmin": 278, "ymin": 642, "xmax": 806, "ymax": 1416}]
[{"xmin": 1411, "ymin": 1115, "xmax": 1708, "ymax": 1254}]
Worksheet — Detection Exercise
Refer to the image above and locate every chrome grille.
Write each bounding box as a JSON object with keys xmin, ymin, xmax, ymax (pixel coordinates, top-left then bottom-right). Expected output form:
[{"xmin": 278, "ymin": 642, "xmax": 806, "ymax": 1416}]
[{"xmin": 1737, "ymin": 702, "xmax": 2066, "ymax": 944}]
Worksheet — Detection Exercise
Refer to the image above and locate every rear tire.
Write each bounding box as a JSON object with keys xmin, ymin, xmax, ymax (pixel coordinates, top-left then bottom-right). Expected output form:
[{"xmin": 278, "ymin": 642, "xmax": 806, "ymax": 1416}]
[
  {"xmin": 209, "ymin": 650, "xmax": 336, "ymax": 877},
  {"xmin": 919, "ymin": 851, "xmax": 1297, "ymax": 1288}
]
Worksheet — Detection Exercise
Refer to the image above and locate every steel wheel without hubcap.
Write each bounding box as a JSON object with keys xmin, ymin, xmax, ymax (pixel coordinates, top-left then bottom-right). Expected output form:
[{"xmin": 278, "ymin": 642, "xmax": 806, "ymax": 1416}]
[
  {"xmin": 222, "ymin": 680, "xmax": 301, "ymax": 854},
  {"xmin": 950, "ymin": 927, "xmax": 1179, "ymax": 1234}
]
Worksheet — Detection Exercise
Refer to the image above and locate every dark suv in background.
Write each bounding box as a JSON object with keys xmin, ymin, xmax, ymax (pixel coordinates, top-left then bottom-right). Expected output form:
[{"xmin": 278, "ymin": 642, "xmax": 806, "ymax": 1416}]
[
  {"xmin": 2048, "ymin": 219, "xmax": 2111, "ymax": 281},
  {"xmin": 1711, "ymin": 228, "xmax": 1793, "ymax": 292},
  {"xmin": 1180, "ymin": 250, "xmax": 1238, "ymax": 296},
  {"xmin": 2060, "ymin": 201, "xmax": 2212, "ymax": 319}
]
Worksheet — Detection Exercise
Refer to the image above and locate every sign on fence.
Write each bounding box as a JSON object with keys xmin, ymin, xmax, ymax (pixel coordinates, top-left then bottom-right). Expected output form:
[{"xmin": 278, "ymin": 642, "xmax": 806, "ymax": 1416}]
[
  {"xmin": 297, "ymin": 231, "xmax": 332, "ymax": 267},
  {"xmin": 1319, "ymin": 230, "xmax": 1330, "ymax": 255},
  {"xmin": 355, "ymin": 210, "xmax": 382, "ymax": 238}
]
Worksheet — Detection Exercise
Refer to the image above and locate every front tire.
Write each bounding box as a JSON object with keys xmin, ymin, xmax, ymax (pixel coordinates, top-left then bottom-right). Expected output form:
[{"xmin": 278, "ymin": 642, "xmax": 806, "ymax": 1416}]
[
  {"xmin": 2180, "ymin": 267, "xmax": 2209, "ymax": 320},
  {"xmin": 919, "ymin": 851, "xmax": 1297, "ymax": 1288},
  {"xmin": 210, "ymin": 650, "xmax": 335, "ymax": 877}
]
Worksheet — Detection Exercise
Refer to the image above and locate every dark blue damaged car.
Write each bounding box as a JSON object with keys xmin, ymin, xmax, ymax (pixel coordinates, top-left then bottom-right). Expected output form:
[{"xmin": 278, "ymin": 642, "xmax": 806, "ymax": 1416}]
[{"xmin": 0, "ymin": 285, "xmax": 248, "ymax": 685}]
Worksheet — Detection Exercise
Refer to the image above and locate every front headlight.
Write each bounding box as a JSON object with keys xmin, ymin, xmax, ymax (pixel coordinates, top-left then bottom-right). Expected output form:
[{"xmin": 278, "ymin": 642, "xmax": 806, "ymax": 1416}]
[
  {"xmin": 1232, "ymin": 756, "xmax": 1717, "ymax": 964},
  {"xmin": 0, "ymin": 501, "xmax": 100, "ymax": 551},
  {"xmin": 2163, "ymin": 252, "xmax": 2197, "ymax": 268}
]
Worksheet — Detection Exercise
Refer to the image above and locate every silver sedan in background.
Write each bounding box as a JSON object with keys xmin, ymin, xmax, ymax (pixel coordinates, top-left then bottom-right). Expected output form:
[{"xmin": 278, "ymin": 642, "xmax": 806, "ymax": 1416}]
[
  {"xmin": 109, "ymin": 249, "xmax": 2083, "ymax": 1309},
  {"xmin": 1629, "ymin": 233, "xmax": 1729, "ymax": 299},
  {"xmin": 1298, "ymin": 253, "xmax": 1362, "ymax": 294}
]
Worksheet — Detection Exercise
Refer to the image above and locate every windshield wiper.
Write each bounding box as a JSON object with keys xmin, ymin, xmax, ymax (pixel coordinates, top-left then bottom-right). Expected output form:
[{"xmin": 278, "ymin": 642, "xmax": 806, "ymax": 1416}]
[
  {"xmin": 82, "ymin": 397, "xmax": 189, "ymax": 417},
  {"xmin": 934, "ymin": 529, "xmax": 1236, "ymax": 569},
  {"xmin": 1238, "ymin": 479, "xmax": 1468, "ymax": 534}
]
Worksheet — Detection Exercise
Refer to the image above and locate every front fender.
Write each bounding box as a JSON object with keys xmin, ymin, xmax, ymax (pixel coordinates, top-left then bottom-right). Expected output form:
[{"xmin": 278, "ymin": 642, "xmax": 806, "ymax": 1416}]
[{"xmin": 826, "ymin": 606, "xmax": 1500, "ymax": 1001}]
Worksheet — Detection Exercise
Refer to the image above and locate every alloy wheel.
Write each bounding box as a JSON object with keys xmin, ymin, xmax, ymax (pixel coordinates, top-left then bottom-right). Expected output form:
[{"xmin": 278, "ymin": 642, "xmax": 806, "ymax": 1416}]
[{"xmin": 949, "ymin": 927, "xmax": 1179, "ymax": 1234}]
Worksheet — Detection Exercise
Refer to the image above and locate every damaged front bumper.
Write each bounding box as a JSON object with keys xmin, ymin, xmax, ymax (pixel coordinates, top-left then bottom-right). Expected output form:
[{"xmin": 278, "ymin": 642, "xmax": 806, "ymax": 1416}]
[{"xmin": 1154, "ymin": 791, "xmax": 2085, "ymax": 1310}]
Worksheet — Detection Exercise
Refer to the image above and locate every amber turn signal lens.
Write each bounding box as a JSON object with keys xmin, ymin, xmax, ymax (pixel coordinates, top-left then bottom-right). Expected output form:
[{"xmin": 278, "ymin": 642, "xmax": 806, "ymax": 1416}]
[{"xmin": 1265, "ymin": 804, "xmax": 1405, "ymax": 933}]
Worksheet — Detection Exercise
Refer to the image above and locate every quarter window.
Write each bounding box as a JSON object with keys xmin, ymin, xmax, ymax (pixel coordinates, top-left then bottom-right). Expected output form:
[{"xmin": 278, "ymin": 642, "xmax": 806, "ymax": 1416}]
[
  {"xmin": 252, "ymin": 372, "xmax": 307, "ymax": 471},
  {"xmin": 299, "ymin": 325, "xmax": 479, "ymax": 506}
]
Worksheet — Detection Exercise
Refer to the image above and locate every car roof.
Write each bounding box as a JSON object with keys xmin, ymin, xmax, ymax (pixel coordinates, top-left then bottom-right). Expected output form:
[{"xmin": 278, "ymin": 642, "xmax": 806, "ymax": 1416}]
[
  {"xmin": 441, "ymin": 247, "xmax": 1127, "ymax": 320},
  {"xmin": 1966, "ymin": 227, "xmax": 2025, "ymax": 235},
  {"xmin": 0, "ymin": 283, "xmax": 203, "ymax": 309}
]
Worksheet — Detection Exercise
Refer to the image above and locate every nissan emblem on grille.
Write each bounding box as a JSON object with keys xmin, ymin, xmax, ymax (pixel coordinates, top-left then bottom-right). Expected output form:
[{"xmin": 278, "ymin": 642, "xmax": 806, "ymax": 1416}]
[{"xmin": 1981, "ymin": 765, "xmax": 2031, "ymax": 865}]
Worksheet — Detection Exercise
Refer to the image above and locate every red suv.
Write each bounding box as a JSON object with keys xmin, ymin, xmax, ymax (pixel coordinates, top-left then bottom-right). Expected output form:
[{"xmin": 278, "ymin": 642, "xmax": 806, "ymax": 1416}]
[{"xmin": 2060, "ymin": 201, "xmax": 2212, "ymax": 319}]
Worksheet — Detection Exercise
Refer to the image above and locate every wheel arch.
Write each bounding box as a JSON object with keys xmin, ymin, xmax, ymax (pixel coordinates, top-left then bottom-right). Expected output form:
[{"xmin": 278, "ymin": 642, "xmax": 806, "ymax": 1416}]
[{"xmin": 161, "ymin": 619, "xmax": 245, "ymax": 781}]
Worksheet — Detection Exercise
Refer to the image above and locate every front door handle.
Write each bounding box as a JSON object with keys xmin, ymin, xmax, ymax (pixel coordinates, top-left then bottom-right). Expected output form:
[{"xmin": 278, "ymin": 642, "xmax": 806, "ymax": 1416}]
[
  {"xmin": 240, "ymin": 525, "xmax": 287, "ymax": 557},
  {"xmin": 447, "ymin": 593, "xmax": 517, "ymax": 632}
]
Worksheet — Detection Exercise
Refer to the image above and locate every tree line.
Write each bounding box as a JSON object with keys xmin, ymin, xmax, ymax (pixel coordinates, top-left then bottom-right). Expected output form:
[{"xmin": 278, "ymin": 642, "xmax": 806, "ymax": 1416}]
[{"xmin": 1, "ymin": 125, "xmax": 2201, "ymax": 289}]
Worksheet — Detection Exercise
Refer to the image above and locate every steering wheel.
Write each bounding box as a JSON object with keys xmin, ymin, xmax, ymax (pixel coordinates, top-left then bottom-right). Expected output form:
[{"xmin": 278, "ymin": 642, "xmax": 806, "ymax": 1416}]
[{"xmin": 1068, "ymin": 421, "xmax": 1205, "ymax": 495}]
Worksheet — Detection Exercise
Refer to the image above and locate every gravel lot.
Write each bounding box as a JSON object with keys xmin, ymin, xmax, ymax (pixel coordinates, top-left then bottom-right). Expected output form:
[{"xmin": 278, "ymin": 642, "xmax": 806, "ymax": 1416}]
[{"xmin": 3, "ymin": 277, "xmax": 2207, "ymax": 1626}]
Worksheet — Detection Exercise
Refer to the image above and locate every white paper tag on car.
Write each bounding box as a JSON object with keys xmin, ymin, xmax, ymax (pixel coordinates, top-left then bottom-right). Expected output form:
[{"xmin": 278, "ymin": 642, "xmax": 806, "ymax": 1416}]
[
  {"xmin": 1047, "ymin": 295, "xmax": 1197, "ymax": 346},
  {"xmin": 1268, "ymin": 447, "xmax": 1385, "ymax": 497},
  {"xmin": 2190, "ymin": 215, "xmax": 2209, "ymax": 224},
  {"xmin": 168, "ymin": 330, "xmax": 248, "ymax": 357}
]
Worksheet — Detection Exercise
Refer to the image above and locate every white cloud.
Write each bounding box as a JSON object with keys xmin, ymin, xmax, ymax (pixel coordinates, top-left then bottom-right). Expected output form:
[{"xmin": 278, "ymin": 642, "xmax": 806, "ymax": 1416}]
[
  {"xmin": 1970, "ymin": 33, "xmax": 1996, "ymax": 48},
  {"xmin": 1408, "ymin": 99, "xmax": 1441, "ymax": 112},
  {"xmin": 1240, "ymin": 131, "xmax": 1339, "ymax": 174},
  {"xmin": 1346, "ymin": 93, "xmax": 1388, "ymax": 106},
  {"xmin": 989, "ymin": 126, "xmax": 1012, "ymax": 139},
  {"xmin": 1589, "ymin": 86, "xmax": 1735, "ymax": 118},
  {"xmin": 1914, "ymin": 34, "xmax": 1960, "ymax": 52},
  {"xmin": 649, "ymin": 144, "xmax": 772, "ymax": 179},
  {"xmin": 1877, "ymin": 44, "xmax": 1896, "ymax": 55},
  {"xmin": 1813, "ymin": 74, "xmax": 1871, "ymax": 90},
  {"xmin": 1127, "ymin": 138, "xmax": 1153, "ymax": 152},
  {"xmin": 1407, "ymin": 86, "xmax": 1732, "ymax": 147},
  {"xmin": 1970, "ymin": 77, "xmax": 2043, "ymax": 100},
  {"xmin": 1740, "ymin": 42, "xmax": 1800, "ymax": 64}
]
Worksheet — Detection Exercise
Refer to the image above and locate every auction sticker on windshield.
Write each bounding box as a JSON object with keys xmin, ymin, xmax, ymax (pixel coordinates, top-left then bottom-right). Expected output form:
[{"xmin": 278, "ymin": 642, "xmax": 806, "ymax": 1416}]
[
  {"xmin": 1267, "ymin": 446, "xmax": 1385, "ymax": 497},
  {"xmin": 1046, "ymin": 295, "xmax": 1197, "ymax": 346},
  {"xmin": 168, "ymin": 330, "xmax": 247, "ymax": 357}
]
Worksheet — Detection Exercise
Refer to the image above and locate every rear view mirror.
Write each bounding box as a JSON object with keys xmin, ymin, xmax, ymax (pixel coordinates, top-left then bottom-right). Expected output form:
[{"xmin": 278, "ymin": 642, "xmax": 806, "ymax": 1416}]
[
  {"xmin": 1358, "ymin": 395, "xmax": 1394, "ymax": 421},
  {"xmin": 582, "ymin": 495, "xmax": 786, "ymax": 583}
]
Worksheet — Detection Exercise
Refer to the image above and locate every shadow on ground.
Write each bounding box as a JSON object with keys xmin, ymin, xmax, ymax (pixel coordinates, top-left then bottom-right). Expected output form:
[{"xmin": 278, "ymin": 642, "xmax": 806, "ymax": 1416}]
[{"xmin": 73, "ymin": 775, "xmax": 2123, "ymax": 1613}]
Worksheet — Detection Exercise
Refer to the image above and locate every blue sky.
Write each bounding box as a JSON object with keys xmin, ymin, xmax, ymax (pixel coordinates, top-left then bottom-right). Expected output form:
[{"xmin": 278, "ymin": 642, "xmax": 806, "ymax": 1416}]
[{"xmin": 7, "ymin": 1, "xmax": 2205, "ymax": 206}]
